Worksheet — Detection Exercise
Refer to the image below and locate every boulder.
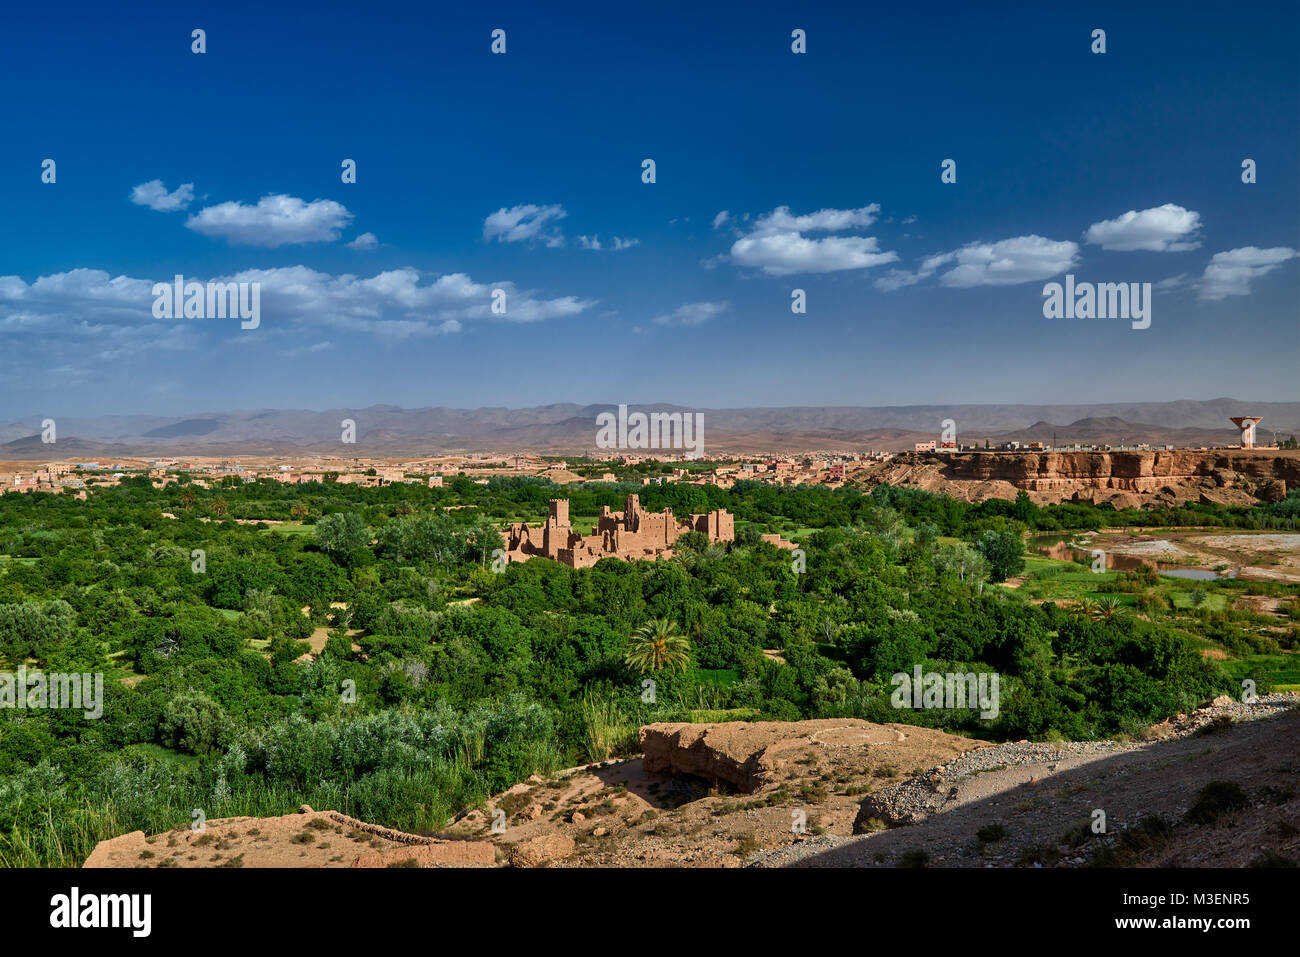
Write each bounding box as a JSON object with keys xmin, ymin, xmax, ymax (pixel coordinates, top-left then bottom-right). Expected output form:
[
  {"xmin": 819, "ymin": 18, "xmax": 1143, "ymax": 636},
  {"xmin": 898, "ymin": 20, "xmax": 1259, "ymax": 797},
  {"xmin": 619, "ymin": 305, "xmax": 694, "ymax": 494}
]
[
  {"xmin": 639, "ymin": 719, "xmax": 970, "ymax": 794},
  {"xmin": 1258, "ymin": 479, "xmax": 1287, "ymax": 503},
  {"xmin": 508, "ymin": 834, "xmax": 575, "ymax": 868}
]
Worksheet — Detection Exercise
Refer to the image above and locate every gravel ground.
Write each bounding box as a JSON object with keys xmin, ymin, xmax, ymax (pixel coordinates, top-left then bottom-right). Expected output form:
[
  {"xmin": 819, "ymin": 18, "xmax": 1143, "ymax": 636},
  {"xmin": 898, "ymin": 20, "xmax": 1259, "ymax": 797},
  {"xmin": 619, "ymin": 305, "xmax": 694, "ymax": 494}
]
[{"xmin": 751, "ymin": 693, "xmax": 1298, "ymax": 868}]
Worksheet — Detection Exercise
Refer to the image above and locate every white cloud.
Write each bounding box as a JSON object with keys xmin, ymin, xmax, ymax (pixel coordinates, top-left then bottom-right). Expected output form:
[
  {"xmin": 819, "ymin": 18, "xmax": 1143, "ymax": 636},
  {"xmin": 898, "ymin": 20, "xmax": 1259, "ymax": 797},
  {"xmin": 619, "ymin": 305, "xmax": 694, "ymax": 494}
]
[
  {"xmin": 878, "ymin": 236, "xmax": 1077, "ymax": 290},
  {"xmin": 874, "ymin": 251, "xmax": 955, "ymax": 291},
  {"xmin": 0, "ymin": 268, "xmax": 196, "ymax": 363},
  {"xmin": 186, "ymin": 194, "xmax": 353, "ymax": 247},
  {"xmin": 750, "ymin": 204, "xmax": 881, "ymax": 235},
  {"xmin": 722, "ymin": 204, "xmax": 895, "ymax": 275},
  {"xmin": 731, "ymin": 233, "xmax": 897, "ymax": 276},
  {"xmin": 651, "ymin": 300, "xmax": 731, "ymax": 326},
  {"xmin": 483, "ymin": 203, "xmax": 567, "ymax": 245},
  {"xmin": 873, "ymin": 270, "xmax": 920, "ymax": 292},
  {"xmin": 1198, "ymin": 246, "xmax": 1298, "ymax": 300},
  {"xmin": 711, "ymin": 210, "xmax": 731, "ymax": 230},
  {"xmin": 1085, "ymin": 203, "xmax": 1202, "ymax": 252},
  {"xmin": 130, "ymin": 180, "xmax": 195, "ymax": 212},
  {"xmin": 0, "ymin": 266, "xmax": 596, "ymax": 346},
  {"xmin": 940, "ymin": 236, "xmax": 1078, "ymax": 287},
  {"xmin": 347, "ymin": 232, "xmax": 379, "ymax": 250},
  {"xmin": 577, "ymin": 235, "xmax": 639, "ymax": 251}
]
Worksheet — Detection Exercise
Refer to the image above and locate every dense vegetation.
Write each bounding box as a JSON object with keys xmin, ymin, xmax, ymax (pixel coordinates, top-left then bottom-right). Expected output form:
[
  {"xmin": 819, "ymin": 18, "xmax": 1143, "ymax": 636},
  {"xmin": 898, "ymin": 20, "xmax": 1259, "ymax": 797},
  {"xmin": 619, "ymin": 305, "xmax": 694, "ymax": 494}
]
[{"xmin": 0, "ymin": 474, "xmax": 1295, "ymax": 865}]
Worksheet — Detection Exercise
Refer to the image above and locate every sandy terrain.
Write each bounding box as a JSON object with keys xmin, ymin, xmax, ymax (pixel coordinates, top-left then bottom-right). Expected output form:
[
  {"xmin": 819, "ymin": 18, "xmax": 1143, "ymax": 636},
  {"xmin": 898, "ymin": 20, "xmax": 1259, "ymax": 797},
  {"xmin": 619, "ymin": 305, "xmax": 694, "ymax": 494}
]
[{"xmin": 84, "ymin": 806, "xmax": 495, "ymax": 868}]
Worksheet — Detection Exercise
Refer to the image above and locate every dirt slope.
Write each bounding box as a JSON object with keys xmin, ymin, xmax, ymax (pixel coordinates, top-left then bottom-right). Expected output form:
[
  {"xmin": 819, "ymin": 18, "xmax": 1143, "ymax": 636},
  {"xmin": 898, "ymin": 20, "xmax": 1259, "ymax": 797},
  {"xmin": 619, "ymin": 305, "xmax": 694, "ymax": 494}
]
[
  {"xmin": 84, "ymin": 805, "xmax": 495, "ymax": 868},
  {"xmin": 447, "ymin": 719, "xmax": 987, "ymax": 867},
  {"xmin": 752, "ymin": 696, "xmax": 1299, "ymax": 868}
]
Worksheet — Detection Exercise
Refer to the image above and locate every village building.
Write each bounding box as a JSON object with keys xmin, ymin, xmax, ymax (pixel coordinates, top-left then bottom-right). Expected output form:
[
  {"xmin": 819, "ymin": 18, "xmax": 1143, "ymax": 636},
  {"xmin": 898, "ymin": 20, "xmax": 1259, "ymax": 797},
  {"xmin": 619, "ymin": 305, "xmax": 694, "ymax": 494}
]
[{"xmin": 501, "ymin": 494, "xmax": 735, "ymax": 568}]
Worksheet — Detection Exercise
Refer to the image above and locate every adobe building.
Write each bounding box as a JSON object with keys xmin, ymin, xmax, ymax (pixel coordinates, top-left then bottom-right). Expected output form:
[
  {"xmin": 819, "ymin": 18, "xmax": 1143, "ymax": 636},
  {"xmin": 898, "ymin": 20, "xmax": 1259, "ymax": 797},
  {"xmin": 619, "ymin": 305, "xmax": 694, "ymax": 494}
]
[{"xmin": 502, "ymin": 494, "xmax": 735, "ymax": 568}]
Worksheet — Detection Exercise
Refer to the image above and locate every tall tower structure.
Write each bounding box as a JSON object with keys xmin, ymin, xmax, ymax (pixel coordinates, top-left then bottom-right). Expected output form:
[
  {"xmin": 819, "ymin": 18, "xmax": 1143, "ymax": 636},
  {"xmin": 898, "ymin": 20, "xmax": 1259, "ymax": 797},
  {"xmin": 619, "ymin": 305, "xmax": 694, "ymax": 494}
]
[{"xmin": 1230, "ymin": 416, "xmax": 1262, "ymax": 449}]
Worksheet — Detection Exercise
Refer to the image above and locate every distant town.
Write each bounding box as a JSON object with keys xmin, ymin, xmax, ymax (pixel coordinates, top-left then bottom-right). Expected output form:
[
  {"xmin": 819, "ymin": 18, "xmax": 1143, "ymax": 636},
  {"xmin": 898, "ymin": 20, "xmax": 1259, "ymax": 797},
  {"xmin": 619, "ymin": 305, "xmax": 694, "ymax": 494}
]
[{"xmin": 4, "ymin": 415, "xmax": 1293, "ymax": 499}]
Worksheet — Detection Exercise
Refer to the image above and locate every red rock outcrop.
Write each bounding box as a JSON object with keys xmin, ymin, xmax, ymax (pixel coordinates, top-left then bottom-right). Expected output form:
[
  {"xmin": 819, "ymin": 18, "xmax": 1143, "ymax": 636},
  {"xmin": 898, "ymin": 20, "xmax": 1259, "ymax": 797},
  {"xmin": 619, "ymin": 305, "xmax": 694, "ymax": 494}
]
[
  {"xmin": 856, "ymin": 450, "xmax": 1298, "ymax": 506},
  {"xmin": 639, "ymin": 719, "xmax": 985, "ymax": 794}
]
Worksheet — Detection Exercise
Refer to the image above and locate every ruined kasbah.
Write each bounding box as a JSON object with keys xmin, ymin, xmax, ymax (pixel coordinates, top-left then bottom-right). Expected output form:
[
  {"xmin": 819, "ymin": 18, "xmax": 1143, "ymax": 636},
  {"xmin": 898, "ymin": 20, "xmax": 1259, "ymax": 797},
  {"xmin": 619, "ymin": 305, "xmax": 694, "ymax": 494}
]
[{"xmin": 501, "ymin": 494, "xmax": 796, "ymax": 569}]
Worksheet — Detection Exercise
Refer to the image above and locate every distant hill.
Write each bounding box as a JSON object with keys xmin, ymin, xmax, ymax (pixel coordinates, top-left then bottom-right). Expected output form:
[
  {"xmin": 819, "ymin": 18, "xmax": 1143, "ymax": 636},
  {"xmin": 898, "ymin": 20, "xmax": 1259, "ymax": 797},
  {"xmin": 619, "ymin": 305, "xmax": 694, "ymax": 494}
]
[
  {"xmin": 987, "ymin": 417, "xmax": 1261, "ymax": 449},
  {"xmin": 0, "ymin": 398, "xmax": 1295, "ymax": 458}
]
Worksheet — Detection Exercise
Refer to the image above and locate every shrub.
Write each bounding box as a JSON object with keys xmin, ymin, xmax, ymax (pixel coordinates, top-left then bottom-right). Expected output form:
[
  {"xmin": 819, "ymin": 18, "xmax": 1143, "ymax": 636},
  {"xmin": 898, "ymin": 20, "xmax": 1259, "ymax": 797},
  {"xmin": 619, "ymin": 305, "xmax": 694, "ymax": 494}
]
[
  {"xmin": 1184, "ymin": 781, "xmax": 1248, "ymax": 826},
  {"xmin": 160, "ymin": 690, "xmax": 229, "ymax": 756}
]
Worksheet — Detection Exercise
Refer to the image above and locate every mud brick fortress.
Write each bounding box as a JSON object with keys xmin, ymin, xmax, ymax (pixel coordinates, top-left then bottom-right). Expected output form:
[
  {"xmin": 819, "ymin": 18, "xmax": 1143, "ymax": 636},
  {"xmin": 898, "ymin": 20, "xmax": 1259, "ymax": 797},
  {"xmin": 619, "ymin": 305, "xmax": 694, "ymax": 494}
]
[{"xmin": 502, "ymin": 495, "xmax": 735, "ymax": 568}]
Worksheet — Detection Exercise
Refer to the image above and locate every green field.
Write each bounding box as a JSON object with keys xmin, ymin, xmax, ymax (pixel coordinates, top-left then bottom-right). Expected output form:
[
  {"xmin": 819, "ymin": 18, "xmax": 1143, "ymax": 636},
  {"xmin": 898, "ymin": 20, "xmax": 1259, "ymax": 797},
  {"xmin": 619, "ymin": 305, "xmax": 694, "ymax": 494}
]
[{"xmin": 1012, "ymin": 552, "xmax": 1295, "ymax": 688}]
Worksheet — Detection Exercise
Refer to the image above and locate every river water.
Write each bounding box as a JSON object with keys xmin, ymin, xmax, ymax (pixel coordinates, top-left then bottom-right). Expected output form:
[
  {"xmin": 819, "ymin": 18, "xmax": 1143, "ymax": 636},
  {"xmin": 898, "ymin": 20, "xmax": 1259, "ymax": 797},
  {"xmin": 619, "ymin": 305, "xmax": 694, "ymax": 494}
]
[{"xmin": 1031, "ymin": 535, "xmax": 1234, "ymax": 580}]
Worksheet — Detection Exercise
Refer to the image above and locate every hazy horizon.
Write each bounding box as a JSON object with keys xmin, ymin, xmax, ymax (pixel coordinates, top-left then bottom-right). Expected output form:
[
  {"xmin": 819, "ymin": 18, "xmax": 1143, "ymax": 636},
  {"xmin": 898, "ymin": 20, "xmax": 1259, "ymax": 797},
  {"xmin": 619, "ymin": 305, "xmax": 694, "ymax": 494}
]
[{"xmin": 7, "ymin": 395, "xmax": 1300, "ymax": 424}]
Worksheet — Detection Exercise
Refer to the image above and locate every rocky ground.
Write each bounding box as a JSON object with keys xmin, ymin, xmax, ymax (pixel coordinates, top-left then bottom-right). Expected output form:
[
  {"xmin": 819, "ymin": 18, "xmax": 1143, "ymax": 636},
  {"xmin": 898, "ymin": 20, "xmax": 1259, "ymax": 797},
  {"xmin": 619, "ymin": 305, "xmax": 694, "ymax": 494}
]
[
  {"xmin": 84, "ymin": 806, "xmax": 495, "ymax": 868},
  {"xmin": 446, "ymin": 719, "xmax": 986, "ymax": 867},
  {"xmin": 83, "ymin": 696, "xmax": 1299, "ymax": 869},
  {"xmin": 752, "ymin": 694, "xmax": 1299, "ymax": 869}
]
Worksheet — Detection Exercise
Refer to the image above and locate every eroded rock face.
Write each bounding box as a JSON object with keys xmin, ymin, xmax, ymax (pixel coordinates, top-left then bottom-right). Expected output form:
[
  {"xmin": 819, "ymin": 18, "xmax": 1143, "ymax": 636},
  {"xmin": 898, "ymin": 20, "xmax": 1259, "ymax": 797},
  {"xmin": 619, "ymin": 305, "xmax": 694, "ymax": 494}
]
[
  {"xmin": 938, "ymin": 451, "xmax": 1299, "ymax": 489},
  {"xmin": 858, "ymin": 450, "xmax": 1300, "ymax": 506},
  {"xmin": 639, "ymin": 719, "xmax": 983, "ymax": 794}
]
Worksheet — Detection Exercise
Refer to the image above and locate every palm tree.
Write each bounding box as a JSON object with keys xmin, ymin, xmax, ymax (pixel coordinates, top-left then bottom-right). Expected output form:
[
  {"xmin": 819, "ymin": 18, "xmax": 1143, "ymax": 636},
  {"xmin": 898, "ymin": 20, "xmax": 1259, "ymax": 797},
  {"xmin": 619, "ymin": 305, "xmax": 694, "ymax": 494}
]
[
  {"xmin": 179, "ymin": 487, "xmax": 196, "ymax": 510},
  {"xmin": 1097, "ymin": 596, "xmax": 1123, "ymax": 622},
  {"xmin": 210, "ymin": 498, "xmax": 228, "ymax": 519},
  {"xmin": 1074, "ymin": 597, "xmax": 1099, "ymax": 622},
  {"xmin": 290, "ymin": 502, "xmax": 309, "ymax": 519},
  {"xmin": 625, "ymin": 618, "xmax": 691, "ymax": 674}
]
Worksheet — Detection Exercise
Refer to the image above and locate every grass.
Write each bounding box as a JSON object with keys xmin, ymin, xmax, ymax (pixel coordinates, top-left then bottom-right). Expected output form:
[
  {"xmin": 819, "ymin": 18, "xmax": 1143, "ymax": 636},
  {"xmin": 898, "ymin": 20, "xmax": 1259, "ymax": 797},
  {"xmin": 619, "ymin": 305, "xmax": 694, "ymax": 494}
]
[
  {"xmin": 1221, "ymin": 651, "xmax": 1300, "ymax": 692},
  {"xmin": 1169, "ymin": 590, "xmax": 1230, "ymax": 612},
  {"xmin": 689, "ymin": 707, "xmax": 760, "ymax": 723},
  {"xmin": 266, "ymin": 523, "xmax": 315, "ymax": 536},
  {"xmin": 696, "ymin": 668, "xmax": 742, "ymax": 686},
  {"xmin": 579, "ymin": 693, "xmax": 637, "ymax": 762},
  {"xmin": 119, "ymin": 743, "xmax": 202, "ymax": 769}
]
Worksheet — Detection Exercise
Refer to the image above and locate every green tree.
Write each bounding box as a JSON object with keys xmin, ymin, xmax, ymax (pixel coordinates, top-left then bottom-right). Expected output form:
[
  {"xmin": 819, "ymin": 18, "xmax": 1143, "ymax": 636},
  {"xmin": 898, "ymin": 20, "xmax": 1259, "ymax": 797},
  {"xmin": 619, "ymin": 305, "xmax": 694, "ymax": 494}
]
[
  {"xmin": 974, "ymin": 529, "xmax": 1025, "ymax": 583},
  {"xmin": 314, "ymin": 512, "xmax": 370, "ymax": 564},
  {"xmin": 933, "ymin": 542, "xmax": 990, "ymax": 583},
  {"xmin": 624, "ymin": 618, "xmax": 691, "ymax": 674},
  {"xmin": 160, "ymin": 690, "xmax": 229, "ymax": 755}
]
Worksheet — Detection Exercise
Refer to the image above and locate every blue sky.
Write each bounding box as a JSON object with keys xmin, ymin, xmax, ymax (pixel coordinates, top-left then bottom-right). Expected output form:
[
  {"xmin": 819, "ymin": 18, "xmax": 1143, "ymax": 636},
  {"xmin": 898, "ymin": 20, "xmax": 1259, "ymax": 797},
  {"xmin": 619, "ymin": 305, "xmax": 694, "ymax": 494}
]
[{"xmin": 2, "ymin": 0, "xmax": 1297, "ymax": 418}]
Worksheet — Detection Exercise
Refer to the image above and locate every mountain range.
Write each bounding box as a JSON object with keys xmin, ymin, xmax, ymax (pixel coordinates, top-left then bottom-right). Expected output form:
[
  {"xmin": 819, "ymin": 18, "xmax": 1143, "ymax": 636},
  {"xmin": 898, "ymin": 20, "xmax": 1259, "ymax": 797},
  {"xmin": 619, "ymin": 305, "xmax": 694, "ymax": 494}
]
[{"xmin": 1, "ymin": 399, "xmax": 1296, "ymax": 459}]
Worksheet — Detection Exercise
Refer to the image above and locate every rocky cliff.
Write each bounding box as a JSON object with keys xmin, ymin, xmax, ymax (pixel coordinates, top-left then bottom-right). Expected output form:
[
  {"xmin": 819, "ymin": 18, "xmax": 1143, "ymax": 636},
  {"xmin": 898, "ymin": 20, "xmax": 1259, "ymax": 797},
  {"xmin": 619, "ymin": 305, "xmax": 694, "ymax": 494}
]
[{"xmin": 854, "ymin": 450, "xmax": 1299, "ymax": 507}]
